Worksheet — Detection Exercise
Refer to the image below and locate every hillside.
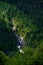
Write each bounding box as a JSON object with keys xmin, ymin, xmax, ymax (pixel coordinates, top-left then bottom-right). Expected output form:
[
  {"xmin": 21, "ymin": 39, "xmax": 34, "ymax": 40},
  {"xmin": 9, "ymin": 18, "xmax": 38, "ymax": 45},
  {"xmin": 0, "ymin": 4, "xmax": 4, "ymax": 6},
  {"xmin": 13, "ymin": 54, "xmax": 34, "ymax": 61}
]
[{"xmin": 0, "ymin": 0, "xmax": 43, "ymax": 65}]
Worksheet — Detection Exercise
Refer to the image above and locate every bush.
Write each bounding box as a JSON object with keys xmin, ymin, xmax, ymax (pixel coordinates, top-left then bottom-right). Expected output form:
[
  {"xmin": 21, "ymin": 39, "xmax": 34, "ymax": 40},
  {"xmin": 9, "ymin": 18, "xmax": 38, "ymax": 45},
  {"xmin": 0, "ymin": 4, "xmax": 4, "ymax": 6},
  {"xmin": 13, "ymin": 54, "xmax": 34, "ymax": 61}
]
[{"xmin": 0, "ymin": 51, "xmax": 8, "ymax": 65}]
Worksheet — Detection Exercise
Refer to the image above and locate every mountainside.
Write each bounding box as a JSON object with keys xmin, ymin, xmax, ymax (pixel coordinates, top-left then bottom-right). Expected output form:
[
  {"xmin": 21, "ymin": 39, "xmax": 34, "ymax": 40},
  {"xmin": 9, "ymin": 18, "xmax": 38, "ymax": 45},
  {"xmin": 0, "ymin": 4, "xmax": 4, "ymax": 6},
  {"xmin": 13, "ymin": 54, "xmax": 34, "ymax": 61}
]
[{"xmin": 0, "ymin": 0, "xmax": 43, "ymax": 65}]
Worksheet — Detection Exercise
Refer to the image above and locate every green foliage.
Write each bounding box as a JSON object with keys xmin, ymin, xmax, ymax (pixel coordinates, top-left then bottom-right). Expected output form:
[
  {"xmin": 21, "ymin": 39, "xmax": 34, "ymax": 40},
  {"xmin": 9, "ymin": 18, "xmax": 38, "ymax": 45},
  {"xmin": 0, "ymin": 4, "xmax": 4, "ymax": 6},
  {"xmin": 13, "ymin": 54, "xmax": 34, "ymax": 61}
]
[
  {"xmin": 0, "ymin": 1, "xmax": 43, "ymax": 65},
  {"xmin": 0, "ymin": 51, "xmax": 9, "ymax": 65},
  {"xmin": 0, "ymin": 17, "xmax": 17, "ymax": 55},
  {"xmin": 5, "ymin": 42, "xmax": 43, "ymax": 65},
  {"xmin": 32, "ymin": 41, "xmax": 43, "ymax": 65}
]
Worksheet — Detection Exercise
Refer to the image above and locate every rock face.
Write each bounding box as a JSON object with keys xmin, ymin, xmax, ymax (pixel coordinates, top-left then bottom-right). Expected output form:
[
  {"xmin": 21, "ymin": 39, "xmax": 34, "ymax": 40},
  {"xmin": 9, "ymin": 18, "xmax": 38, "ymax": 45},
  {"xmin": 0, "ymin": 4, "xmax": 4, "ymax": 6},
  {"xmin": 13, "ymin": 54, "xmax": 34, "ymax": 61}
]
[
  {"xmin": 16, "ymin": 36, "xmax": 24, "ymax": 54},
  {"xmin": 12, "ymin": 26, "xmax": 24, "ymax": 54},
  {"xmin": 19, "ymin": 49, "xmax": 24, "ymax": 54},
  {"xmin": 12, "ymin": 26, "xmax": 16, "ymax": 31}
]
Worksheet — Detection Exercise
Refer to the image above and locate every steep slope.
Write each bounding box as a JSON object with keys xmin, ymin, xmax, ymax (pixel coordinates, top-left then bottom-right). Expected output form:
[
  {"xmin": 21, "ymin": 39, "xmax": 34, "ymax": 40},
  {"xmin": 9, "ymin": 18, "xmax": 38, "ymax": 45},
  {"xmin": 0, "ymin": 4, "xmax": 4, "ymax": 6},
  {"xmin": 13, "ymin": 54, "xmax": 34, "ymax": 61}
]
[
  {"xmin": 0, "ymin": 19, "xmax": 18, "ymax": 55},
  {"xmin": 0, "ymin": 1, "xmax": 43, "ymax": 65},
  {"xmin": 0, "ymin": 1, "xmax": 43, "ymax": 53}
]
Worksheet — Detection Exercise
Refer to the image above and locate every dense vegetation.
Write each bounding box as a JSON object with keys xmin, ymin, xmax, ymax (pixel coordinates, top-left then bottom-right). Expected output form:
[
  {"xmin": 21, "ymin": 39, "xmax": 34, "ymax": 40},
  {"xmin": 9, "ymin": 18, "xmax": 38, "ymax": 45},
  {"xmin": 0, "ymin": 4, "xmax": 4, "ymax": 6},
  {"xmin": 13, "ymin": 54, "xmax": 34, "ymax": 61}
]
[{"xmin": 0, "ymin": 0, "xmax": 43, "ymax": 65}]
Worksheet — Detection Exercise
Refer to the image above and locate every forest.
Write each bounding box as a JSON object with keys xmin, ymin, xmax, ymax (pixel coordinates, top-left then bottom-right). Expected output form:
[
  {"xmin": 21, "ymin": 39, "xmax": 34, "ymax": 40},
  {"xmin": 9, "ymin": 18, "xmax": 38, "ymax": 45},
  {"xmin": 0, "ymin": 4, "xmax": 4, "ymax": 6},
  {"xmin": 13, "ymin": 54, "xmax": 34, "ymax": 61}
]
[{"xmin": 0, "ymin": 0, "xmax": 43, "ymax": 65}]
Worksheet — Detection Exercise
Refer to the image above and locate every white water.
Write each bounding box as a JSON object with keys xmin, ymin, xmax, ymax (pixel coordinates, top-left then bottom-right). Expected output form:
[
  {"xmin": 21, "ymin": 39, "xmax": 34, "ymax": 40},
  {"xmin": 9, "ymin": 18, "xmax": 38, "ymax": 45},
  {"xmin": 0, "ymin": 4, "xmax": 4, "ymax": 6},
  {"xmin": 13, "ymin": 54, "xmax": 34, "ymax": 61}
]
[{"xmin": 12, "ymin": 26, "xmax": 24, "ymax": 54}]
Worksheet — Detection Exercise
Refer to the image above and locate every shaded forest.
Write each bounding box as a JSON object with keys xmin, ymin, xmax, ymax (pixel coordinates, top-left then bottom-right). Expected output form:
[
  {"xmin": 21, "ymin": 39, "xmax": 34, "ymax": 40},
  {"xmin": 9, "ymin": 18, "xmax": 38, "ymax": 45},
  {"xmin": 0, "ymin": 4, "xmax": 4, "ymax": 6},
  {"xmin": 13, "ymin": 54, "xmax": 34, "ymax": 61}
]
[{"xmin": 0, "ymin": 0, "xmax": 43, "ymax": 65}]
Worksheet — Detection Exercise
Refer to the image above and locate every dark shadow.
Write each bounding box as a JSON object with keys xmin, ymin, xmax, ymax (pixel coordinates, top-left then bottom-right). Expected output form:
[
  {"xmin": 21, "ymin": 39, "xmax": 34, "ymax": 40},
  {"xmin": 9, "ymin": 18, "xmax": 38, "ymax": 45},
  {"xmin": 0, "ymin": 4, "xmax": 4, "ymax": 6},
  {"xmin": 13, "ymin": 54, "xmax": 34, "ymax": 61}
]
[
  {"xmin": 0, "ymin": 19, "xmax": 18, "ymax": 55},
  {"xmin": 0, "ymin": 0, "xmax": 43, "ymax": 16}
]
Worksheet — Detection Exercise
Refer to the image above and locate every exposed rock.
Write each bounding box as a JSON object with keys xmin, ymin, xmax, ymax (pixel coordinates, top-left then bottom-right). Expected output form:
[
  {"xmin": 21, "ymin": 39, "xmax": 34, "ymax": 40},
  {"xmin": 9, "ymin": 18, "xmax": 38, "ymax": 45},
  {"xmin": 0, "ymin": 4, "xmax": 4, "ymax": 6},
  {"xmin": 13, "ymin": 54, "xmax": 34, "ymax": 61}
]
[
  {"xmin": 12, "ymin": 26, "xmax": 16, "ymax": 31},
  {"xmin": 19, "ymin": 49, "xmax": 24, "ymax": 54}
]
